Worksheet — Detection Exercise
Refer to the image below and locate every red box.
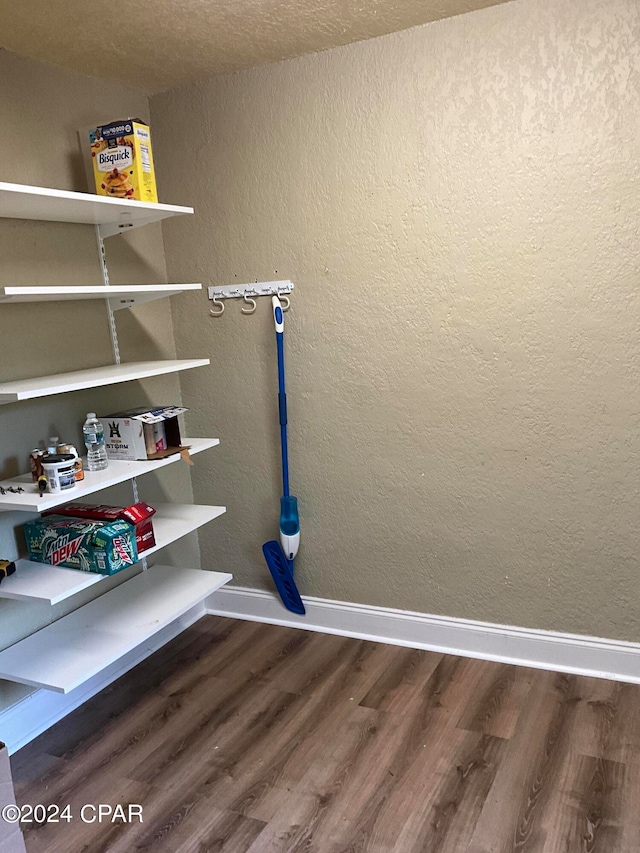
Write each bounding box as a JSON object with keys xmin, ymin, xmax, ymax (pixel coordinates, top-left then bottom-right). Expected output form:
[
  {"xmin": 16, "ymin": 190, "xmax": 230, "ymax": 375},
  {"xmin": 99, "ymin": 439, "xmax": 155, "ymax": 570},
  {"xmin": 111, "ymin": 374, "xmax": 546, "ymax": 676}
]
[{"xmin": 44, "ymin": 502, "xmax": 156, "ymax": 554}]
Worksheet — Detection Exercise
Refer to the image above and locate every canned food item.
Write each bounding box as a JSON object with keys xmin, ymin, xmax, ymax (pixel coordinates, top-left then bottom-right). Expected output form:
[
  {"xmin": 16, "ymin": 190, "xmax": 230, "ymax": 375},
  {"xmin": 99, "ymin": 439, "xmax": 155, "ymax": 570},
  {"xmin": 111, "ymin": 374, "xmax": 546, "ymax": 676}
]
[
  {"xmin": 57, "ymin": 443, "xmax": 84, "ymax": 482},
  {"xmin": 144, "ymin": 422, "xmax": 167, "ymax": 456}
]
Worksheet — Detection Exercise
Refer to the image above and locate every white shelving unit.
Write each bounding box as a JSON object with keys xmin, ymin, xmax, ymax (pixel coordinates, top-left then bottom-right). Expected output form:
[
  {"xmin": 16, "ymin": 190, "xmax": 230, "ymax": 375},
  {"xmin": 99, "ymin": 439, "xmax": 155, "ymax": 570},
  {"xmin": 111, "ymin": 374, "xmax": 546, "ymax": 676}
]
[
  {"xmin": 0, "ymin": 284, "xmax": 202, "ymax": 310},
  {"xmin": 0, "ymin": 503, "xmax": 226, "ymax": 604},
  {"xmin": 0, "ymin": 565, "xmax": 232, "ymax": 693},
  {"xmin": 0, "ymin": 180, "xmax": 231, "ymax": 693},
  {"xmin": 0, "ymin": 359, "xmax": 210, "ymax": 405}
]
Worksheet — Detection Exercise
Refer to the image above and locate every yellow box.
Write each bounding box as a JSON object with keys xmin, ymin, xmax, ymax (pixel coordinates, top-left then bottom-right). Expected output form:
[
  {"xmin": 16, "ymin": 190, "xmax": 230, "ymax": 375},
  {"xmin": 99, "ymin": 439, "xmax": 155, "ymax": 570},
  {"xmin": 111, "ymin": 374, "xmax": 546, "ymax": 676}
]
[{"xmin": 89, "ymin": 118, "xmax": 158, "ymax": 203}]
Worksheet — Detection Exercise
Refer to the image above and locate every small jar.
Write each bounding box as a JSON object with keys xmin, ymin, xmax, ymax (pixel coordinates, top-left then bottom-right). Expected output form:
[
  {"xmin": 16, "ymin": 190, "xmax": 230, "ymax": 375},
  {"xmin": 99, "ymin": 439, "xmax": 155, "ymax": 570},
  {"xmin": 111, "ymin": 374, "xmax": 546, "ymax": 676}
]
[{"xmin": 41, "ymin": 454, "xmax": 77, "ymax": 493}]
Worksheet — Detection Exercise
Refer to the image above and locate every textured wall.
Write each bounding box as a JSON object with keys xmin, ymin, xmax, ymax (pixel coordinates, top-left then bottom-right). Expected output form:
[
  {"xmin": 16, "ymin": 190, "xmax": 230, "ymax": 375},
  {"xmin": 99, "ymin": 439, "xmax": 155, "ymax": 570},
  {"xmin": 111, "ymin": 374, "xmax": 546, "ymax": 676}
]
[
  {"xmin": 0, "ymin": 51, "xmax": 200, "ymax": 712},
  {"xmin": 152, "ymin": 0, "xmax": 640, "ymax": 641}
]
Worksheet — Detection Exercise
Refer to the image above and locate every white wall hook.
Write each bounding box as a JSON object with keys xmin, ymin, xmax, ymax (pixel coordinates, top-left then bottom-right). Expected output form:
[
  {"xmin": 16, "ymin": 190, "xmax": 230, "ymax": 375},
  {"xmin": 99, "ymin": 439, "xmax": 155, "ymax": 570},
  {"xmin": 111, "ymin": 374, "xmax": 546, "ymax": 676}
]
[
  {"xmin": 209, "ymin": 295, "xmax": 225, "ymax": 316},
  {"xmin": 278, "ymin": 293, "xmax": 290, "ymax": 312},
  {"xmin": 241, "ymin": 291, "xmax": 257, "ymax": 314}
]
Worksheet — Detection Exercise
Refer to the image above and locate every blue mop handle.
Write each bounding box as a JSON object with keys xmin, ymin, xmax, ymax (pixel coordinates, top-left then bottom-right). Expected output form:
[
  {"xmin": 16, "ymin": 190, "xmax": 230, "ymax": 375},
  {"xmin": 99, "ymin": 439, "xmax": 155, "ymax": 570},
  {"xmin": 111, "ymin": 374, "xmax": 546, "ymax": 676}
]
[{"xmin": 273, "ymin": 298, "xmax": 290, "ymax": 498}]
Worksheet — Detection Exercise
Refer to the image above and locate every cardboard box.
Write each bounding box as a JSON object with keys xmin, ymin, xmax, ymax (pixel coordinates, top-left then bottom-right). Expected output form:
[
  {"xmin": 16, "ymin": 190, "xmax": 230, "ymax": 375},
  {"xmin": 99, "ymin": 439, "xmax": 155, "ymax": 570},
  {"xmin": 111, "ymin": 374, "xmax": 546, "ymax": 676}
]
[
  {"xmin": 45, "ymin": 502, "xmax": 156, "ymax": 554},
  {"xmin": 103, "ymin": 406, "xmax": 188, "ymax": 461},
  {"xmin": 24, "ymin": 515, "xmax": 138, "ymax": 575},
  {"xmin": 89, "ymin": 118, "xmax": 158, "ymax": 202},
  {"xmin": 0, "ymin": 744, "xmax": 26, "ymax": 853}
]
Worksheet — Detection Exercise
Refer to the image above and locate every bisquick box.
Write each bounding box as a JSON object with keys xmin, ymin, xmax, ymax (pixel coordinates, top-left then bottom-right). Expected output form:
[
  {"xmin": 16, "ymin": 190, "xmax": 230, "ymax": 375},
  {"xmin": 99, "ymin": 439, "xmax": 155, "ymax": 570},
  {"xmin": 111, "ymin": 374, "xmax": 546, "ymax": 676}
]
[
  {"xmin": 103, "ymin": 406, "xmax": 188, "ymax": 461},
  {"xmin": 24, "ymin": 515, "xmax": 138, "ymax": 575},
  {"xmin": 89, "ymin": 118, "xmax": 158, "ymax": 202},
  {"xmin": 44, "ymin": 502, "xmax": 156, "ymax": 554}
]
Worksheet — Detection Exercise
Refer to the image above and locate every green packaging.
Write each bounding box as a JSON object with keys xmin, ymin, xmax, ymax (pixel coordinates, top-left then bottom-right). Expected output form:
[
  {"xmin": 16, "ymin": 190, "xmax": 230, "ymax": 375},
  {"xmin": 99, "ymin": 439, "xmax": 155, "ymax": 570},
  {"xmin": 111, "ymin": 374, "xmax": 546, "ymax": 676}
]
[{"xmin": 23, "ymin": 515, "xmax": 138, "ymax": 575}]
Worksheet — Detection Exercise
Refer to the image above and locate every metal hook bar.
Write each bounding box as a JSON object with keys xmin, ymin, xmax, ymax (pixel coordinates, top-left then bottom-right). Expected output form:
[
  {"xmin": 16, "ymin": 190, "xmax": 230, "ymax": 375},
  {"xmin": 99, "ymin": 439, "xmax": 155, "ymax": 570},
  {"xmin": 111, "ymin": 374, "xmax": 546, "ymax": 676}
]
[
  {"xmin": 207, "ymin": 280, "xmax": 294, "ymax": 315},
  {"xmin": 209, "ymin": 295, "xmax": 225, "ymax": 317},
  {"xmin": 208, "ymin": 280, "xmax": 294, "ymax": 301}
]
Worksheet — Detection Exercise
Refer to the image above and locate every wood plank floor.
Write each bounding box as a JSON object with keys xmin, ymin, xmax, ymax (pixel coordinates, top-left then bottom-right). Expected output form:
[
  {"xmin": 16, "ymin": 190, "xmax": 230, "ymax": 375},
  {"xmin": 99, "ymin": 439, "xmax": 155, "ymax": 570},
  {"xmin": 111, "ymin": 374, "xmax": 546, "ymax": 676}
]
[{"xmin": 10, "ymin": 616, "xmax": 640, "ymax": 852}]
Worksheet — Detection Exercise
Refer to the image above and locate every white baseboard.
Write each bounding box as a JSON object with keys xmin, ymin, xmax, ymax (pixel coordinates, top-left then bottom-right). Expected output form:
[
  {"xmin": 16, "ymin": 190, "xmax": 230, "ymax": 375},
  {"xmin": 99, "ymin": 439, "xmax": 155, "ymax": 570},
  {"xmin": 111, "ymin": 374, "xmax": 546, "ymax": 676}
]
[
  {"xmin": 6, "ymin": 589, "xmax": 640, "ymax": 756},
  {"xmin": 0, "ymin": 603, "xmax": 206, "ymax": 755},
  {"xmin": 206, "ymin": 586, "xmax": 640, "ymax": 686}
]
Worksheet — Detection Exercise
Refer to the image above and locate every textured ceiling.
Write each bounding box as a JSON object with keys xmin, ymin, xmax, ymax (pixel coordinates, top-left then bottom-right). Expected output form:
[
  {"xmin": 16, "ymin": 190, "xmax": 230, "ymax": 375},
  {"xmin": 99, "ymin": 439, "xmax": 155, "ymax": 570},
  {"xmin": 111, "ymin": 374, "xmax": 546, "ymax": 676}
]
[{"xmin": 0, "ymin": 0, "xmax": 513, "ymax": 93}]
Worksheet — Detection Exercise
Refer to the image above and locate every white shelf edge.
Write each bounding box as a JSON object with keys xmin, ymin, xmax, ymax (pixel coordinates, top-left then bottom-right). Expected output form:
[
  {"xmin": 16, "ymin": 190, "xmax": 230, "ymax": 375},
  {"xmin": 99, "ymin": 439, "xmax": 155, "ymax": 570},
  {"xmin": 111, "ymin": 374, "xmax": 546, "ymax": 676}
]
[
  {"xmin": 0, "ymin": 438, "xmax": 219, "ymax": 512},
  {"xmin": 0, "ymin": 564, "xmax": 232, "ymax": 693},
  {"xmin": 0, "ymin": 284, "xmax": 202, "ymax": 310},
  {"xmin": 0, "ymin": 504, "xmax": 226, "ymax": 604},
  {"xmin": 0, "ymin": 181, "xmax": 193, "ymax": 236},
  {"xmin": 0, "ymin": 562, "xmax": 104, "ymax": 604},
  {"xmin": 0, "ymin": 358, "xmax": 210, "ymax": 404}
]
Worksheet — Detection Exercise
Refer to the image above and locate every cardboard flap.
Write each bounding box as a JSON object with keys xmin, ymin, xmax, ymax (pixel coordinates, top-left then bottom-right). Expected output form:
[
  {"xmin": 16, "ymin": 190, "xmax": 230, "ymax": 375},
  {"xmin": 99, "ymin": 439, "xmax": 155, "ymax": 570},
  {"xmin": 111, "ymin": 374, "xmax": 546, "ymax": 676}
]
[
  {"xmin": 145, "ymin": 443, "xmax": 191, "ymax": 461},
  {"xmin": 131, "ymin": 406, "xmax": 188, "ymax": 424}
]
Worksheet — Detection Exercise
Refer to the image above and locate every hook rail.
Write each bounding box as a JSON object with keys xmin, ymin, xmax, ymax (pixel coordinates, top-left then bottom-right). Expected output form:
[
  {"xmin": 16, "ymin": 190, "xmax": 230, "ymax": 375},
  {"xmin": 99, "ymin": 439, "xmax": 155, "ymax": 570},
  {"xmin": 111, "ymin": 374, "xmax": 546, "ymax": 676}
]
[
  {"xmin": 208, "ymin": 280, "xmax": 293, "ymax": 300},
  {"xmin": 208, "ymin": 280, "xmax": 294, "ymax": 317}
]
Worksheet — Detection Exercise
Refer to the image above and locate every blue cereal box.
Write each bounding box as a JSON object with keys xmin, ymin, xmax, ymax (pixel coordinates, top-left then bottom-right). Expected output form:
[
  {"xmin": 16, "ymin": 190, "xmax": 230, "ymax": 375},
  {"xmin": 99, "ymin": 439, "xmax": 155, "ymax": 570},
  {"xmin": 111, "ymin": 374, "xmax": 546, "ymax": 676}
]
[{"xmin": 23, "ymin": 515, "xmax": 138, "ymax": 575}]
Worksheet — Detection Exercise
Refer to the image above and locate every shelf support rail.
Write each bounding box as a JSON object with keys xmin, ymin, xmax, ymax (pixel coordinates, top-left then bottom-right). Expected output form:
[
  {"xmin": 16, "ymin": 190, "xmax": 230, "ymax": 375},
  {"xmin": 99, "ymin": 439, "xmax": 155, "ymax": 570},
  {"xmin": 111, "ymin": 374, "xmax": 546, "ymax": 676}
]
[
  {"xmin": 95, "ymin": 225, "xmax": 121, "ymax": 364},
  {"xmin": 130, "ymin": 476, "xmax": 148, "ymax": 572}
]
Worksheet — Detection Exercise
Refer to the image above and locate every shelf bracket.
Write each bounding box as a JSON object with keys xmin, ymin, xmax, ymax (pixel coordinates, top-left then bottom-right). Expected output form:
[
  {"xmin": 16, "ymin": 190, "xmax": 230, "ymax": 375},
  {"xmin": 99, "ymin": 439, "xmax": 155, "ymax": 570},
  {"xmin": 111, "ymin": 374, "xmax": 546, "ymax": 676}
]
[{"xmin": 98, "ymin": 217, "xmax": 163, "ymax": 240}]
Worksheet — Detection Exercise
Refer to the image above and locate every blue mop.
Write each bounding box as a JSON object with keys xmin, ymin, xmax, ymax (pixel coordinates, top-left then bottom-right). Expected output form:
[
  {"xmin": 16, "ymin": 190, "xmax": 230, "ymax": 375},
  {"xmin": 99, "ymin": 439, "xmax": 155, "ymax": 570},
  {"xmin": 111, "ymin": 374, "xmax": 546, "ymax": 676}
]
[{"xmin": 262, "ymin": 296, "xmax": 305, "ymax": 615}]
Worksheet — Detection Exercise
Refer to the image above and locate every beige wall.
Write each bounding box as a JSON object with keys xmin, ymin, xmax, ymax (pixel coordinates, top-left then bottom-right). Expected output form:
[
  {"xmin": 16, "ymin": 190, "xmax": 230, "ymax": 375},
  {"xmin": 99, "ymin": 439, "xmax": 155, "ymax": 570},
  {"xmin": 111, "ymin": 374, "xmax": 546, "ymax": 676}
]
[
  {"xmin": 152, "ymin": 0, "xmax": 640, "ymax": 641},
  {"xmin": 0, "ymin": 51, "xmax": 200, "ymax": 711}
]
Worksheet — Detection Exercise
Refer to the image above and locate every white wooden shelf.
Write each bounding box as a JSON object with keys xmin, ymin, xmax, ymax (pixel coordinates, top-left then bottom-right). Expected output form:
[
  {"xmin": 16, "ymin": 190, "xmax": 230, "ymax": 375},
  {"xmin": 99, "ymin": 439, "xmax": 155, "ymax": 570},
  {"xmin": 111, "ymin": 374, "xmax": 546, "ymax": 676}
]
[
  {"xmin": 0, "ymin": 503, "xmax": 226, "ymax": 604},
  {"xmin": 144, "ymin": 503, "xmax": 226, "ymax": 558},
  {"xmin": 0, "ymin": 181, "xmax": 193, "ymax": 238},
  {"xmin": 0, "ymin": 564, "xmax": 232, "ymax": 693},
  {"xmin": 0, "ymin": 437, "xmax": 219, "ymax": 512},
  {"xmin": 0, "ymin": 358, "xmax": 209, "ymax": 404},
  {"xmin": 0, "ymin": 284, "xmax": 201, "ymax": 310},
  {"xmin": 0, "ymin": 562, "xmax": 104, "ymax": 604}
]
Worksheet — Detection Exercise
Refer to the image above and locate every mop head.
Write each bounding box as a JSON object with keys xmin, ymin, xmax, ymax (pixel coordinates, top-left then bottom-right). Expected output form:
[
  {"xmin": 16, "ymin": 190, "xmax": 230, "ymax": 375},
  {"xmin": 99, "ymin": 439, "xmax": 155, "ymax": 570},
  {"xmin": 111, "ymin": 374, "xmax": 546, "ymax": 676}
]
[{"xmin": 262, "ymin": 540, "xmax": 305, "ymax": 615}]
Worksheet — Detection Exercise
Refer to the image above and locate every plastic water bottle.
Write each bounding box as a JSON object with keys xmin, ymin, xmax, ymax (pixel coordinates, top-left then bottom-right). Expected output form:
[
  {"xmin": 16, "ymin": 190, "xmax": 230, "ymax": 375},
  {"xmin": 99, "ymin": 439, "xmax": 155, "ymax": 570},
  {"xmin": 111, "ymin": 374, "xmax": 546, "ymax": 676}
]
[{"xmin": 83, "ymin": 413, "xmax": 108, "ymax": 471}]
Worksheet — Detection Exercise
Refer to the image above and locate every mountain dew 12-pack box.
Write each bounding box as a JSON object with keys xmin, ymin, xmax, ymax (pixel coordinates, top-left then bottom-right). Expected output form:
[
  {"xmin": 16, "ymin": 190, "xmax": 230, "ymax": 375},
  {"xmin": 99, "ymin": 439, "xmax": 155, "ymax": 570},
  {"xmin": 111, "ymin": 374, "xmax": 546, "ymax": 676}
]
[{"xmin": 24, "ymin": 515, "xmax": 138, "ymax": 575}]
